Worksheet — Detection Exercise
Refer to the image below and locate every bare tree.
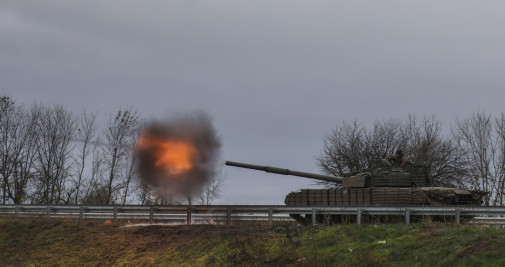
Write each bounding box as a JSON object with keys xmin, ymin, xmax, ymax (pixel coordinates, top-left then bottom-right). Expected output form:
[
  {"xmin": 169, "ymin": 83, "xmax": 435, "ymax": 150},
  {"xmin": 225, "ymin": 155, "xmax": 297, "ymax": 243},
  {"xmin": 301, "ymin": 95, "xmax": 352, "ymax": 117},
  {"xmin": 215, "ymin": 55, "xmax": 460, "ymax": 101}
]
[
  {"xmin": 453, "ymin": 112, "xmax": 495, "ymax": 205},
  {"xmin": 318, "ymin": 118, "xmax": 407, "ymax": 177},
  {"xmin": 120, "ymin": 152, "xmax": 137, "ymax": 205},
  {"xmin": 367, "ymin": 118, "xmax": 406, "ymax": 161},
  {"xmin": 10, "ymin": 104, "xmax": 39, "ymax": 204},
  {"xmin": 81, "ymin": 148, "xmax": 107, "ymax": 204},
  {"xmin": 495, "ymin": 113, "xmax": 505, "ymax": 205},
  {"xmin": 0, "ymin": 96, "xmax": 21, "ymax": 203},
  {"xmin": 317, "ymin": 115, "xmax": 465, "ymax": 187},
  {"xmin": 0, "ymin": 97, "xmax": 37, "ymax": 204},
  {"xmin": 405, "ymin": 115, "xmax": 467, "ymax": 187},
  {"xmin": 102, "ymin": 108, "xmax": 139, "ymax": 205},
  {"xmin": 136, "ymin": 180, "xmax": 153, "ymax": 205},
  {"xmin": 317, "ymin": 120, "xmax": 369, "ymax": 177},
  {"xmin": 199, "ymin": 171, "xmax": 225, "ymax": 205},
  {"xmin": 70, "ymin": 111, "xmax": 98, "ymax": 204},
  {"xmin": 120, "ymin": 127, "xmax": 141, "ymax": 205},
  {"xmin": 31, "ymin": 104, "xmax": 76, "ymax": 204}
]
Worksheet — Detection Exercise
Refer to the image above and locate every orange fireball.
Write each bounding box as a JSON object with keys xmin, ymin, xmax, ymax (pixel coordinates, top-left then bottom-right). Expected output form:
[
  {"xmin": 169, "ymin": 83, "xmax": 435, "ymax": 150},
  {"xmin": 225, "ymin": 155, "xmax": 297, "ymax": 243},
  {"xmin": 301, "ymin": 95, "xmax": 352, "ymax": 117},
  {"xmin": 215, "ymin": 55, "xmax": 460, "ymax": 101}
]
[{"xmin": 136, "ymin": 133, "xmax": 197, "ymax": 175}]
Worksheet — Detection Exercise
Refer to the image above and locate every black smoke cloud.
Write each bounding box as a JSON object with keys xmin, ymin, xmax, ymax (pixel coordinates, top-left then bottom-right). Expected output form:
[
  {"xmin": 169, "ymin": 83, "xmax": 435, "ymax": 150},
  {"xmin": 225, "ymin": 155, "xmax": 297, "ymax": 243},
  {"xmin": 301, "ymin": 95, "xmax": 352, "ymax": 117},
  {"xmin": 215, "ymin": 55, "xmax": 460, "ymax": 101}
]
[{"xmin": 135, "ymin": 111, "xmax": 221, "ymax": 201}]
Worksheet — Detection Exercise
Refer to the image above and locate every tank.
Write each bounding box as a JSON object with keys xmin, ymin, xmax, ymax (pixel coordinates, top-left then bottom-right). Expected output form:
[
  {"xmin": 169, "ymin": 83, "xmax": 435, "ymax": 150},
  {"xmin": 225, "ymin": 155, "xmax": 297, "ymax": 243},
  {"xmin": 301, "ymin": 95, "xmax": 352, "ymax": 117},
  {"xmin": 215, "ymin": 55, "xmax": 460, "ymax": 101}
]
[{"xmin": 225, "ymin": 160, "xmax": 487, "ymax": 223}]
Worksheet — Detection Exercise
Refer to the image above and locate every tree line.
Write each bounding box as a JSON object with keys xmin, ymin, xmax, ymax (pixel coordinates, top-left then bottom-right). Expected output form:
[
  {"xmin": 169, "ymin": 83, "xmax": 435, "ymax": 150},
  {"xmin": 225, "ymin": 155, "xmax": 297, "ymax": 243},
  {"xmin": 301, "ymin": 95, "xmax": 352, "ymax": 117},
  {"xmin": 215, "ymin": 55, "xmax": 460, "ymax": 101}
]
[
  {"xmin": 317, "ymin": 114, "xmax": 505, "ymax": 206},
  {"xmin": 0, "ymin": 96, "xmax": 222, "ymax": 205}
]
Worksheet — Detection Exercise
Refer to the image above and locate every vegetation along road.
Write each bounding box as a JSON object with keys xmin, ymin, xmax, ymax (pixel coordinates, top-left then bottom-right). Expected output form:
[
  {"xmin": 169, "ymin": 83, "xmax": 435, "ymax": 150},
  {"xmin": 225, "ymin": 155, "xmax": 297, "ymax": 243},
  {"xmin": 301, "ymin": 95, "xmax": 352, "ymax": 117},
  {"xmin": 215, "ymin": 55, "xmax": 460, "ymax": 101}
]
[{"xmin": 2, "ymin": 218, "xmax": 505, "ymax": 266}]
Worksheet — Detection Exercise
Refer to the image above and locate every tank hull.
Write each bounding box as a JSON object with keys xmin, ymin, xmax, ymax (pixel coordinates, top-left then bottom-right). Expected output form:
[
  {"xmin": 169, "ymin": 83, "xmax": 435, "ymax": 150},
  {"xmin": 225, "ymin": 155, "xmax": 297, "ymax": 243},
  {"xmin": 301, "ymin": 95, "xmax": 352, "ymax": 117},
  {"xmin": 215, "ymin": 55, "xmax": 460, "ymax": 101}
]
[
  {"xmin": 284, "ymin": 187, "xmax": 486, "ymax": 206},
  {"xmin": 284, "ymin": 187, "xmax": 487, "ymax": 224}
]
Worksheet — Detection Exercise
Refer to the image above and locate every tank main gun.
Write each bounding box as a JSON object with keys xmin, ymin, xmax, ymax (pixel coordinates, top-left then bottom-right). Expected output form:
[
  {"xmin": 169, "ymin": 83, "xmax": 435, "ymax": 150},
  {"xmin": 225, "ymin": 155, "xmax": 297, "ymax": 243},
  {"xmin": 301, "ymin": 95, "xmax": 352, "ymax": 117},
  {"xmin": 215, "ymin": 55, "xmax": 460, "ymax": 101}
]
[{"xmin": 225, "ymin": 160, "xmax": 343, "ymax": 184}]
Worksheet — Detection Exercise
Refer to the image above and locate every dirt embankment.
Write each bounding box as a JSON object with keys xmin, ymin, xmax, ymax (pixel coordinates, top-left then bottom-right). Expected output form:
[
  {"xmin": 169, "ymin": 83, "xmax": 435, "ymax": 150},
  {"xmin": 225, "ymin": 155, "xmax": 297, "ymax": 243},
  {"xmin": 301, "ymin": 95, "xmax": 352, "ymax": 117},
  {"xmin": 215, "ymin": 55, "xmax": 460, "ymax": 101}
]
[{"xmin": 0, "ymin": 219, "xmax": 280, "ymax": 266}]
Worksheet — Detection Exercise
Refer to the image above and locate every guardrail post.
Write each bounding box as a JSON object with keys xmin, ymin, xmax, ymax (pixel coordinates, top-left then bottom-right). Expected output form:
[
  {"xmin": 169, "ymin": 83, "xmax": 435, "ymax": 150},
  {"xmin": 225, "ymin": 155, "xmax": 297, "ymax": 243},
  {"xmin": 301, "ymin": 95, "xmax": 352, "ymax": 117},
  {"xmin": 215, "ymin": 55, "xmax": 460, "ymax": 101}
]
[
  {"xmin": 15, "ymin": 205, "xmax": 19, "ymax": 219},
  {"xmin": 46, "ymin": 206, "xmax": 50, "ymax": 218},
  {"xmin": 357, "ymin": 208, "xmax": 362, "ymax": 225},
  {"xmin": 150, "ymin": 206, "xmax": 154, "ymax": 224},
  {"xmin": 268, "ymin": 208, "xmax": 273, "ymax": 229},
  {"xmin": 113, "ymin": 206, "xmax": 118, "ymax": 223},
  {"xmin": 226, "ymin": 207, "xmax": 231, "ymax": 226},
  {"xmin": 79, "ymin": 206, "xmax": 84, "ymax": 221},
  {"xmin": 405, "ymin": 209, "xmax": 411, "ymax": 227},
  {"xmin": 187, "ymin": 206, "xmax": 192, "ymax": 225},
  {"xmin": 312, "ymin": 208, "xmax": 316, "ymax": 226},
  {"xmin": 455, "ymin": 207, "xmax": 461, "ymax": 225}
]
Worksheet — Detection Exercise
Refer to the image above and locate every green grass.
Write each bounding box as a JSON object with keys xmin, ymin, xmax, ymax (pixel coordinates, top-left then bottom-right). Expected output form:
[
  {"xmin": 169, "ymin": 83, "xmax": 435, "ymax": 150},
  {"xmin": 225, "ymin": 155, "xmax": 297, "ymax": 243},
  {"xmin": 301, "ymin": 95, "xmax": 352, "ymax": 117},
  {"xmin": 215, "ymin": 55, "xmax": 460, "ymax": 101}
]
[{"xmin": 2, "ymin": 218, "xmax": 505, "ymax": 266}]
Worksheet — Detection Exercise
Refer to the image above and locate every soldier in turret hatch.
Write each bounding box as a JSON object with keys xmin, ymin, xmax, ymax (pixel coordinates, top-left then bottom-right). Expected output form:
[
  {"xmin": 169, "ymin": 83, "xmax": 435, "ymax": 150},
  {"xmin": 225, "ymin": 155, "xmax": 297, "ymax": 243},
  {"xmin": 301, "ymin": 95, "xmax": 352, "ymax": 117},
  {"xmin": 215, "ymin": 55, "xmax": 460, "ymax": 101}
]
[
  {"xmin": 382, "ymin": 149, "xmax": 407, "ymax": 167},
  {"xmin": 391, "ymin": 150, "xmax": 406, "ymax": 166}
]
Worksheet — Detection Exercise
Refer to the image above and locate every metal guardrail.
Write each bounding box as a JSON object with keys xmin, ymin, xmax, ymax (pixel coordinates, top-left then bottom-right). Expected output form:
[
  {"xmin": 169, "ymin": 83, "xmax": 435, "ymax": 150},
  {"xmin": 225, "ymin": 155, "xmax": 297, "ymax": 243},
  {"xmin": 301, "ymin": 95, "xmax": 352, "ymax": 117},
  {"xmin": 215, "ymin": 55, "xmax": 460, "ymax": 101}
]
[
  {"xmin": 0, "ymin": 205, "xmax": 294, "ymax": 228},
  {"xmin": 1, "ymin": 205, "xmax": 505, "ymax": 227}
]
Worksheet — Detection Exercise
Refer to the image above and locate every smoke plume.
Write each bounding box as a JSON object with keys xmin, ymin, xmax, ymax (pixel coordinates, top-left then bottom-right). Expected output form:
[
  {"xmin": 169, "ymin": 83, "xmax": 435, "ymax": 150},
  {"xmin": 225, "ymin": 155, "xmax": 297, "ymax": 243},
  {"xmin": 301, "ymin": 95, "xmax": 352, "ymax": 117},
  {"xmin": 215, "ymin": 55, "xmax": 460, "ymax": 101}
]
[{"xmin": 135, "ymin": 111, "xmax": 221, "ymax": 202}]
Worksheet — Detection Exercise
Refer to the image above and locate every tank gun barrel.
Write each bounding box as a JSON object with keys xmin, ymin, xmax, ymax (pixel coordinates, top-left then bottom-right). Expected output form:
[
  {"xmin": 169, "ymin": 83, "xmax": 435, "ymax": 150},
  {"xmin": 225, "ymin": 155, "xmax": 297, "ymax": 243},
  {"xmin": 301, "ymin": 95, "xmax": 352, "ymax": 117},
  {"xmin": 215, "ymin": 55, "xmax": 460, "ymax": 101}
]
[{"xmin": 225, "ymin": 160, "xmax": 342, "ymax": 183}]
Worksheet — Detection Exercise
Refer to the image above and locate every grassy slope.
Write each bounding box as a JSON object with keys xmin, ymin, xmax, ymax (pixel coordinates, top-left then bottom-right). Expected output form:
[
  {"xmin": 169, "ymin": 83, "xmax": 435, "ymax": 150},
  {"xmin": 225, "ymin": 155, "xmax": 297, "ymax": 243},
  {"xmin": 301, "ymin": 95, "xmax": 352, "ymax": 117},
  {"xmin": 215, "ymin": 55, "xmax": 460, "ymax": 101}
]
[{"xmin": 1, "ymin": 218, "xmax": 505, "ymax": 266}]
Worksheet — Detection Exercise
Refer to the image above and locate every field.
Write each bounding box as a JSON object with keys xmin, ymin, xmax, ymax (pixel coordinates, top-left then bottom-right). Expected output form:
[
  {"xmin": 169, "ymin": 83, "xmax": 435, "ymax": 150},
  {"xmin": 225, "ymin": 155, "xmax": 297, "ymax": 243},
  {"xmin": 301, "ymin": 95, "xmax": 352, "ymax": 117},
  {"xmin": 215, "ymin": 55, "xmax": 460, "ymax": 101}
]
[{"xmin": 2, "ymin": 218, "xmax": 505, "ymax": 266}]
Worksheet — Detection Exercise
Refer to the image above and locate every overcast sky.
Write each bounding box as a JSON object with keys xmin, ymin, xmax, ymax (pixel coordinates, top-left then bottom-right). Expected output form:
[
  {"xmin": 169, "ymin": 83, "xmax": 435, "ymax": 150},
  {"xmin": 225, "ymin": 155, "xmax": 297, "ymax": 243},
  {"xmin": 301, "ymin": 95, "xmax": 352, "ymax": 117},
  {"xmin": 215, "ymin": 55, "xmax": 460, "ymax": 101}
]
[{"xmin": 2, "ymin": 1, "xmax": 505, "ymax": 204}]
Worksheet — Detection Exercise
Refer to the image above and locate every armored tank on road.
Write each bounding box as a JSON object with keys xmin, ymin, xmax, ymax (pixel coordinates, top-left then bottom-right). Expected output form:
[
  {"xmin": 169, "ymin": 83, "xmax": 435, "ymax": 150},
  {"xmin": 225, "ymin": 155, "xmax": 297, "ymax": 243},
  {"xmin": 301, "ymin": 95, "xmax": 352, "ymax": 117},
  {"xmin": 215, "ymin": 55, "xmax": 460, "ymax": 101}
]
[{"xmin": 225, "ymin": 160, "xmax": 487, "ymax": 223}]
